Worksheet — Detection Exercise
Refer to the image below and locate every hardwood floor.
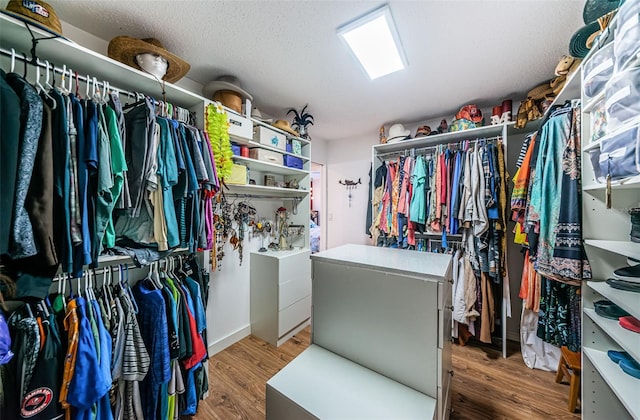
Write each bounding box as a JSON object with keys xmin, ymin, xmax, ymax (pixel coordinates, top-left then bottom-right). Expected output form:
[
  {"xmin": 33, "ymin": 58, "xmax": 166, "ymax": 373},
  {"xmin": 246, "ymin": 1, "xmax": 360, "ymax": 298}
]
[{"xmin": 196, "ymin": 327, "xmax": 580, "ymax": 420}]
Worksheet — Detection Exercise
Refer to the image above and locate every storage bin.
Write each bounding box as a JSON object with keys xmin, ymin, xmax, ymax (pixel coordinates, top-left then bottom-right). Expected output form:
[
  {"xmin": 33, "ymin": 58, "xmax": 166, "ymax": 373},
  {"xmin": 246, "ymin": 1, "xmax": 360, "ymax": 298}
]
[
  {"xmin": 254, "ymin": 126, "xmax": 286, "ymax": 150},
  {"xmin": 605, "ymin": 65, "xmax": 640, "ymax": 132},
  {"xmin": 283, "ymin": 155, "xmax": 303, "ymax": 169},
  {"xmin": 249, "ymin": 148, "xmax": 283, "ymax": 164},
  {"xmin": 227, "ymin": 112, "xmax": 253, "ymax": 141},
  {"xmin": 226, "ymin": 163, "xmax": 248, "ymax": 185},
  {"xmin": 614, "ymin": 8, "xmax": 640, "ymax": 71},
  {"xmin": 589, "ymin": 99, "xmax": 607, "ymax": 143},
  {"xmin": 583, "ymin": 42, "xmax": 614, "ymax": 99},
  {"xmin": 286, "ymin": 139, "xmax": 302, "ymax": 155},
  {"xmin": 589, "ymin": 125, "xmax": 640, "ymax": 183},
  {"xmin": 231, "ymin": 143, "xmax": 241, "ymax": 156}
]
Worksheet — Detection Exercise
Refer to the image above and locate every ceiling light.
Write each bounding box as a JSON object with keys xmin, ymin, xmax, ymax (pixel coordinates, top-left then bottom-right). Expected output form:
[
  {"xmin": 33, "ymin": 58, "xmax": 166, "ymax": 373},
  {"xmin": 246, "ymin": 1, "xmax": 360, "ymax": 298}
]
[{"xmin": 338, "ymin": 5, "xmax": 407, "ymax": 80}]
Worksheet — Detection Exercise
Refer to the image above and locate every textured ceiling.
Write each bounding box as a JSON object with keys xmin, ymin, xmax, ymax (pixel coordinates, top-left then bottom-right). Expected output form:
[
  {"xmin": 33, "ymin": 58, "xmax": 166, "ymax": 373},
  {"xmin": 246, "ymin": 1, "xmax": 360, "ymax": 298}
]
[{"xmin": 46, "ymin": 0, "xmax": 585, "ymax": 142}]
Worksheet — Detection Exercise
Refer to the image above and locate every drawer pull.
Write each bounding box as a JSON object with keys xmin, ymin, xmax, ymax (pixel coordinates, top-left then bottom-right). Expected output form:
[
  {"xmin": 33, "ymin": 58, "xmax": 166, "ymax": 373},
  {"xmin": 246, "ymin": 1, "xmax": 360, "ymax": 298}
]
[
  {"xmin": 448, "ymin": 305, "xmax": 454, "ymax": 311},
  {"xmin": 448, "ymin": 370, "xmax": 454, "ymax": 377},
  {"xmin": 448, "ymin": 279, "xmax": 454, "ymax": 284}
]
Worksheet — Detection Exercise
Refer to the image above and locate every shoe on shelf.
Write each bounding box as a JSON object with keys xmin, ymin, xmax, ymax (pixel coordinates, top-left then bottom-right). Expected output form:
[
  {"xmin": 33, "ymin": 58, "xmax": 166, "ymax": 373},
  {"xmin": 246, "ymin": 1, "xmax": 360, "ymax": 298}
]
[
  {"xmin": 607, "ymin": 350, "xmax": 631, "ymax": 364},
  {"xmin": 619, "ymin": 316, "xmax": 640, "ymax": 333},
  {"xmin": 613, "ymin": 263, "xmax": 640, "ymax": 283},
  {"xmin": 620, "ymin": 357, "xmax": 640, "ymax": 379},
  {"xmin": 606, "ymin": 278, "xmax": 640, "ymax": 293},
  {"xmin": 594, "ymin": 300, "xmax": 631, "ymax": 319}
]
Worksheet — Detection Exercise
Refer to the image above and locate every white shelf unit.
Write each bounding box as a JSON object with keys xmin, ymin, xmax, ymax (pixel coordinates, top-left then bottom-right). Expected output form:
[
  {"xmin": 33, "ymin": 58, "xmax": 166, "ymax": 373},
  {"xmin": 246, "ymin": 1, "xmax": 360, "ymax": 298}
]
[
  {"xmin": 371, "ymin": 121, "xmax": 533, "ymax": 358},
  {"xmin": 580, "ymin": 12, "xmax": 640, "ymax": 418},
  {"xmin": 0, "ymin": 13, "xmax": 202, "ymax": 109}
]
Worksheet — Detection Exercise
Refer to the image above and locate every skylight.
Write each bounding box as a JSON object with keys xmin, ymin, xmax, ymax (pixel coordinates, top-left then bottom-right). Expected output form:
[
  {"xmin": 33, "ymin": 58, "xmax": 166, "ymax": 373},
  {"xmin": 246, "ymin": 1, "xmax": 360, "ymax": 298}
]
[{"xmin": 338, "ymin": 5, "xmax": 407, "ymax": 80}]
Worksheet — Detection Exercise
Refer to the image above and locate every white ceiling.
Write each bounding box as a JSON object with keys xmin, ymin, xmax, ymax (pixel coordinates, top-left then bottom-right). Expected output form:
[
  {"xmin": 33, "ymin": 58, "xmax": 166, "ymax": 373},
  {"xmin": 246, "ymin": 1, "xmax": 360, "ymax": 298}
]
[{"xmin": 47, "ymin": 0, "xmax": 585, "ymax": 142}]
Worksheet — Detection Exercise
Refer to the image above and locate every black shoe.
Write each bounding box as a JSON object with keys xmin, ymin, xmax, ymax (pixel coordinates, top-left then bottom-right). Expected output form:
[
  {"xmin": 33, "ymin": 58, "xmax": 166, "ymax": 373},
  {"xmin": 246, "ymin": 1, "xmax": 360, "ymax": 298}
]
[
  {"xmin": 594, "ymin": 299, "xmax": 630, "ymax": 319},
  {"xmin": 613, "ymin": 263, "xmax": 640, "ymax": 283},
  {"xmin": 606, "ymin": 278, "xmax": 640, "ymax": 293}
]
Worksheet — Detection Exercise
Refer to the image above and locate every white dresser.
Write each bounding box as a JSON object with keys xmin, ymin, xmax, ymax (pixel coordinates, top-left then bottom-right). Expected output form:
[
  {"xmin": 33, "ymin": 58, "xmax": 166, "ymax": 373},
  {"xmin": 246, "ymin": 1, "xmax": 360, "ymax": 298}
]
[{"xmin": 250, "ymin": 249, "xmax": 311, "ymax": 347}]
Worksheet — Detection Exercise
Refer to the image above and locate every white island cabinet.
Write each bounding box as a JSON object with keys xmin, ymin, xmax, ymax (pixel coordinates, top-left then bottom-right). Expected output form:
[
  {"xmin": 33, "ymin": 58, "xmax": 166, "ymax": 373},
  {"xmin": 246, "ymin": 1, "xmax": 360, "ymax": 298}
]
[{"xmin": 307, "ymin": 244, "xmax": 453, "ymax": 420}]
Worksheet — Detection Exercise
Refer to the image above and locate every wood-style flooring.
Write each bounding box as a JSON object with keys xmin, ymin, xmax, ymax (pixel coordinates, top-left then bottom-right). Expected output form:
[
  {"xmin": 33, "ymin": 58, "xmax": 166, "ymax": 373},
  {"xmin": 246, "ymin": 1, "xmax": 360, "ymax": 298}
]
[{"xmin": 195, "ymin": 327, "xmax": 581, "ymax": 420}]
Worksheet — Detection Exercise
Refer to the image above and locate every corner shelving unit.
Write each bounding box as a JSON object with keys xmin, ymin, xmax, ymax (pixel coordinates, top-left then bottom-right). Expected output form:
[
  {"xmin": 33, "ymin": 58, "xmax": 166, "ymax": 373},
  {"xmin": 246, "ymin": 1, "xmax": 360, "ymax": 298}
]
[{"xmin": 580, "ymin": 10, "xmax": 640, "ymax": 419}]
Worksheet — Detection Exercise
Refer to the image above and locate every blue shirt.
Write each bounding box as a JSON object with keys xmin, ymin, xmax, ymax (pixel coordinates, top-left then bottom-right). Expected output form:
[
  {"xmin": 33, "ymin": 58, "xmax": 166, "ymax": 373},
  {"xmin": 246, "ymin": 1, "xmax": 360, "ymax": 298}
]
[{"xmin": 133, "ymin": 281, "xmax": 171, "ymax": 420}]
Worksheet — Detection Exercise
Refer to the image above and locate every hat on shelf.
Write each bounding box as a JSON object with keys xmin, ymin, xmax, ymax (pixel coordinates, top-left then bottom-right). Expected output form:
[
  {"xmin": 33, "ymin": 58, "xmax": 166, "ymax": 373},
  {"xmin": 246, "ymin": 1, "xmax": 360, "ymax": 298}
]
[
  {"xmin": 569, "ymin": 0, "xmax": 620, "ymax": 59},
  {"xmin": 1, "ymin": 0, "xmax": 64, "ymax": 38},
  {"xmin": 251, "ymin": 107, "xmax": 273, "ymax": 123},
  {"xmin": 203, "ymin": 75, "xmax": 253, "ymax": 114},
  {"xmin": 583, "ymin": 0, "xmax": 621, "ymax": 24},
  {"xmin": 387, "ymin": 123, "xmax": 411, "ymax": 143},
  {"xmin": 272, "ymin": 119, "xmax": 299, "ymax": 137},
  {"xmin": 107, "ymin": 36, "xmax": 190, "ymax": 83},
  {"xmin": 415, "ymin": 125, "xmax": 432, "ymax": 138}
]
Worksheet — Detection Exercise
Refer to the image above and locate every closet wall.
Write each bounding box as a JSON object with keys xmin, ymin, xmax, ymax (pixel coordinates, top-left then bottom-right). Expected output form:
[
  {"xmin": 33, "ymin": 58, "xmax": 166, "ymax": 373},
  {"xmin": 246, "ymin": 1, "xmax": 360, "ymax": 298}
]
[{"xmin": 325, "ymin": 138, "xmax": 373, "ymax": 248}]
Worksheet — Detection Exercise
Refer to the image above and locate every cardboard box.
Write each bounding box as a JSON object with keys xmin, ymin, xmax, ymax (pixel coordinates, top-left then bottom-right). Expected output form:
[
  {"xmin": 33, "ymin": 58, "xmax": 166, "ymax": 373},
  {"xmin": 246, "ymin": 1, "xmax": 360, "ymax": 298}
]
[
  {"xmin": 250, "ymin": 148, "xmax": 284, "ymax": 165},
  {"xmin": 227, "ymin": 112, "xmax": 252, "ymax": 141},
  {"xmin": 226, "ymin": 164, "xmax": 247, "ymax": 184},
  {"xmin": 254, "ymin": 126, "xmax": 286, "ymax": 150}
]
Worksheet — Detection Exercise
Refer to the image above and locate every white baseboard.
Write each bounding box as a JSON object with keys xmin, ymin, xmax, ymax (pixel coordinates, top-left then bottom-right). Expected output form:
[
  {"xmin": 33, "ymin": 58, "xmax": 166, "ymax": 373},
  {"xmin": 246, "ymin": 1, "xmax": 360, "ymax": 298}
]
[{"xmin": 208, "ymin": 325, "xmax": 251, "ymax": 356}]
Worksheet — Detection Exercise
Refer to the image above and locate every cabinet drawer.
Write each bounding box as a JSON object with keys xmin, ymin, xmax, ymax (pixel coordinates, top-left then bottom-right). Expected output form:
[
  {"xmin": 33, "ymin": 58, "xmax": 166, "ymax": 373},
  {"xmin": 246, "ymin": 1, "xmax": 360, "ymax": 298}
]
[
  {"xmin": 437, "ymin": 342, "xmax": 453, "ymax": 390},
  {"xmin": 279, "ymin": 251, "xmax": 310, "ymax": 284},
  {"xmin": 437, "ymin": 279, "xmax": 453, "ymax": 310},
  {"xmin": 279, "ymin": 276, "xmax": 311, "ymax": 310},
  {"xmin": 437, "ymin": 383, "xmax": 452, "ymax": 420},
  {"xmin": 438, "ymin": 305, "xmax": 453, "ymax": 349},
  {"xmin": 278, "ymin": 295, "xmax": 311, "ymax": 337}
]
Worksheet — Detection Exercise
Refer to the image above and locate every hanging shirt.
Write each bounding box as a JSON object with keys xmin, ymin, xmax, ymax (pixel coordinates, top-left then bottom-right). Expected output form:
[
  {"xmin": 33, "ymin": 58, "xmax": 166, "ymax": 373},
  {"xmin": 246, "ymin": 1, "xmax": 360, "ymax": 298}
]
[
  {"xmin": 67, "ymin": 297, "xmax": 110, "ymax": 420},
  {"xmin": 6, "ymin": 73, "xmax": 42, "ymax": 259},
  {"xmin": 103, "ymin": 105, "xmax": 128, "ymax": 249},
  {"xmin": 409, "ymin": 156, "xmax": 427, "ymax": 225},
  {"xmin": 133, "ymin": 281, "xmax": 170, "ymax": 420},
  {"xmin": 70, "ymin": 95, "xmax": 92, "ymax": 274},
  {"xmin": 0, "ymin": 70, "xmax": 21, "ymax": 256}
]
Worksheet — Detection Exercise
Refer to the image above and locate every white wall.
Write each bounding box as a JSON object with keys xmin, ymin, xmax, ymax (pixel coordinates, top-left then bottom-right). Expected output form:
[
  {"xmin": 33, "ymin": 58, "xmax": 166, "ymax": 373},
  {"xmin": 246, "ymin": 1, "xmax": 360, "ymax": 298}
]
[{"xmin": 325, "ymin": 136, "xmax": 376, "ymax": 248}]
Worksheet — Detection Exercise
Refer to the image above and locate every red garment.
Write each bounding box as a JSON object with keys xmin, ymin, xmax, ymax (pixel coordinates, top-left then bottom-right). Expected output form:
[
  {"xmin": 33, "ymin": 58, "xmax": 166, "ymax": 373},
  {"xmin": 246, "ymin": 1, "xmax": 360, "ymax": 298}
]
[{"xmin": 181, "ymin": 292, "xmax": 207, "ymax": 370}]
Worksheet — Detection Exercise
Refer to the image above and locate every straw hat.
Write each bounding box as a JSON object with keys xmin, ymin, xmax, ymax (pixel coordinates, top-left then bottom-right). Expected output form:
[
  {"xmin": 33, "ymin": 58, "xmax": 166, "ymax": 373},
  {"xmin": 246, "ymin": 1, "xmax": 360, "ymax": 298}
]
[
  {"xmin": 415, "ymin": 125, "xmax": 432, "ymax": 138},
  {"xmin": 1, "ymin": 0, "xmax": 64, "ymax": 38},
  {"xmin": 107, "ymin": 36, "xmax": 190, "ymax": 83},
  {"xmin": 272, "ymin": 120, "xmax": 299, "ymax": 137}
]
